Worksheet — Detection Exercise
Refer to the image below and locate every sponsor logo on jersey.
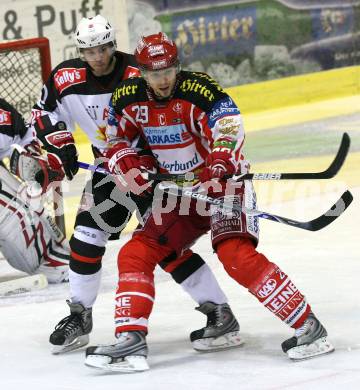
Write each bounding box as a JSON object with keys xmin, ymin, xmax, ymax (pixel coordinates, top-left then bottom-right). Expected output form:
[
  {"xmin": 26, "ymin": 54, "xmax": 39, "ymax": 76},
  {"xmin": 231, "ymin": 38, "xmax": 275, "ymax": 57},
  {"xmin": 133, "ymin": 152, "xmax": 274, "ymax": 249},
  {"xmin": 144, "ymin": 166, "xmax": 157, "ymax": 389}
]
[
  {"xmin": 257, "ymin": 279, "xmax": 277, "ymax": 298},
  {"xmin": 179, "ymin": 78, "xmax": 215, "ymax": 101},
  {"xmin": 208, "ymin": 97, "xmax": 240, "ymax": 127},
  {"xmin": 54, "ymin": 67, "xmax": 87, "ymax": 94},
  {"xmin": 160, "ymin": 153, "xmax": 200, "ymax": 172},
  {"xmin": 213, "ymin": 139, "xmax": 237, "ymax": 150},
  {"xmin": 0, "ymin": 109, "xmax": 11, "ymax": 125},
  {"xmin": 112, "ymin": 84, "xmax": 138, "ymax": 102},
  {"xmin": 218, "ymin": 117, "xmax": 240, "ymax": 136},
  {"xmin": 107, "ymin": 104, "xmax": 118, "ymax": 126},
  {"xmin": 219, "ymin": 117, "xmax": 235, "ymax": 126},
  {"xmin": 219, "ymin": 125, "xmax": 238, "ymax": 136},
  {"xmin": 143, "ymin": 124, "xmax": 191, "ymax": 147},
  {"xmin": 172, "ymin": 102, "xmax": 182, "ymax": 114}
]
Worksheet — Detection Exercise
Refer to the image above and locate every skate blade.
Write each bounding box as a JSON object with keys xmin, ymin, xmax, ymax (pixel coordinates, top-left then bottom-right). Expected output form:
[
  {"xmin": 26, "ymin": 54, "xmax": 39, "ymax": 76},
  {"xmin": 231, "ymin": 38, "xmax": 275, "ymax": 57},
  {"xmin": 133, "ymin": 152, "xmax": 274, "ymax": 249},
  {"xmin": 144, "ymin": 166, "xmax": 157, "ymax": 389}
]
[
  {"xmin": 192, "ymin": 331, "xmax": 244, "ymax": 352},
  {"xmin": 51, "ymin": 334, "xmax": 90, "ymax": 355},
  {"xmin": 287, "ymin": 337, "xmax": 335, "ymax": 361},
  {"xmin": 85, "ymin": 354, "xmax": 149, "ymax": 373}
]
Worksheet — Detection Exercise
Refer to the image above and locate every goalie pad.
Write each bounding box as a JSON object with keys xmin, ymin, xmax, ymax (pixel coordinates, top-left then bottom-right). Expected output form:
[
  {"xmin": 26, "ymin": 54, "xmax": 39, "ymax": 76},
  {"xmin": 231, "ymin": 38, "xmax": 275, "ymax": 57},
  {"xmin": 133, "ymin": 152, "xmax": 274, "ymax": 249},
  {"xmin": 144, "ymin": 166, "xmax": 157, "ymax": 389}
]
[
  {"xmin": 0, "ymin": 166, "xmax": 69, "ymax": 283},
  {"xmin": 9, "ymin": 144, "xmax": 64, "ymax": 195}
]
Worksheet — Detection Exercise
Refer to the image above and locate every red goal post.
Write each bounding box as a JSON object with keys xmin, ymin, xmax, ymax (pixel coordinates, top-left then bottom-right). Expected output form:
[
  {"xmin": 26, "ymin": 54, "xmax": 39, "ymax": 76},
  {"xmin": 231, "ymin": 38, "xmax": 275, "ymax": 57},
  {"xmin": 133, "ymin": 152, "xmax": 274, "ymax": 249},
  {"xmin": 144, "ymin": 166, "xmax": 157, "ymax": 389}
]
[{"xmin": 0, "ymin": 37, "xmax": 66, "ymax": 235}]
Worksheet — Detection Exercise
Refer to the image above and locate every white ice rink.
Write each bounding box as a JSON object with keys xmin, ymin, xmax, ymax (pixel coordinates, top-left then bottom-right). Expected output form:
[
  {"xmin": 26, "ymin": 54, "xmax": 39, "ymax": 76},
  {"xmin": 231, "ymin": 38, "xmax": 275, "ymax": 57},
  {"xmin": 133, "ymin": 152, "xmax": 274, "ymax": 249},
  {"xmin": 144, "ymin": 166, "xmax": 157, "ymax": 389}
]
[{"xmin": 1, "ymin": 184, "xmax": 359, "ymax": 390}]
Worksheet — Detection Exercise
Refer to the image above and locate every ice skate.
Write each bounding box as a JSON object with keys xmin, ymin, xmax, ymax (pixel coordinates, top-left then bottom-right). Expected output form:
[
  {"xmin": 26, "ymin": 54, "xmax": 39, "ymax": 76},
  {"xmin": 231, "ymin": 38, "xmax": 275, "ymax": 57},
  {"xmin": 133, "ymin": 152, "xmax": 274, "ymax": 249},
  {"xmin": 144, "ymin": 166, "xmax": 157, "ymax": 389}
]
[
  {"xmin": 190, "ymin": 302, "xmax": 244, "ymax": 352},
  {"xmin": 85, "ymin": 331, "xmax": 149, "ymax": 373},
  {"xmin": 49, "ymin": 300, "xmax": 92, "ymax": 354},
  {"xmin": 282, "ymin": 312, "xmax": 335, "ymax": 361}
]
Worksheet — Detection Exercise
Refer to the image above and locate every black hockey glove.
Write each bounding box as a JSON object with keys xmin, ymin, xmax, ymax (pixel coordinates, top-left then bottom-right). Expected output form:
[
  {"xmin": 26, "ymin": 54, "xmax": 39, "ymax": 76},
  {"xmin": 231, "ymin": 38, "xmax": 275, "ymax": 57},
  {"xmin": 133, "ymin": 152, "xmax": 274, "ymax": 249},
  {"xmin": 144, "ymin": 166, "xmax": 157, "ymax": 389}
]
[{"xmin": 35, "ymin": 118, "xmax": 79, "ymax": 180}]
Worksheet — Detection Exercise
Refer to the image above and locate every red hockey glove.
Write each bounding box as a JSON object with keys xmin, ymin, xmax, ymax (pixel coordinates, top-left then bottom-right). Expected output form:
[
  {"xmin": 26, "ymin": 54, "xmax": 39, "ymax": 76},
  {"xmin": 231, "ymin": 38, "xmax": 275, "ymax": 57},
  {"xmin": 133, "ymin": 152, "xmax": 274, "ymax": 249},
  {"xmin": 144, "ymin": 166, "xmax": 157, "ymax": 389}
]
[
  {"xmin": 35, "ymin": 120, "xmax": 78, "ymax": 180},
  {"xmin": 139, "ymin": 154, "xmax": 158, "ymax": 176},
  {"xmin": 199, "ymin": 148, "xmax": 237, "ymax": 183},
  {"xmin": 106, "ymin": 144, "xmax": 152, "ymax": 195}
]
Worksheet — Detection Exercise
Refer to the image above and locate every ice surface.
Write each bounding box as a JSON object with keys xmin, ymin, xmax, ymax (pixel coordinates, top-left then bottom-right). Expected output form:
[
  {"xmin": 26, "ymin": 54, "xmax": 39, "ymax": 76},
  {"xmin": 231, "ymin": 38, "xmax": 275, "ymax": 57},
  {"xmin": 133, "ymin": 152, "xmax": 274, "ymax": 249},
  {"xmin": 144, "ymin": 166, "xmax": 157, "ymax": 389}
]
[{"xmin": 1, "ymin": 185, "xmax": 359, "ymax": 389}]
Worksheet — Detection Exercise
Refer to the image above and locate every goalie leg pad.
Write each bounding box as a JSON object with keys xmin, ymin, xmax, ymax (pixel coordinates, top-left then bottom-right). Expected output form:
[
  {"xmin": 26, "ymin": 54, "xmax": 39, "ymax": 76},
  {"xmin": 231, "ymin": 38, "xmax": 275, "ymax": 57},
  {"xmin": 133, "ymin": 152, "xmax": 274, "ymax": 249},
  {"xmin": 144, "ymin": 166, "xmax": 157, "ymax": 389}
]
[
  {"xmin": 9, "ymin": 144, "xmax": 43, "ymax": 182},
  {"xmin": 0, "ymin": 170, "xmax": 69, "ymax": 282}
]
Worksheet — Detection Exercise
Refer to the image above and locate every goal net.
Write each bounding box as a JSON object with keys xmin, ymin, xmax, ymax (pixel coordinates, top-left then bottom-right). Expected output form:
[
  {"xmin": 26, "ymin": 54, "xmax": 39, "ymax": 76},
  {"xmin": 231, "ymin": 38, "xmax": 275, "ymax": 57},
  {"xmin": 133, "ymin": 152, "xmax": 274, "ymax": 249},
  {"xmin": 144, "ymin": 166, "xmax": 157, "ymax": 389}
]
[{"xmin": 0, "ymin": 38, "xmax": 66, "ymax": 235}]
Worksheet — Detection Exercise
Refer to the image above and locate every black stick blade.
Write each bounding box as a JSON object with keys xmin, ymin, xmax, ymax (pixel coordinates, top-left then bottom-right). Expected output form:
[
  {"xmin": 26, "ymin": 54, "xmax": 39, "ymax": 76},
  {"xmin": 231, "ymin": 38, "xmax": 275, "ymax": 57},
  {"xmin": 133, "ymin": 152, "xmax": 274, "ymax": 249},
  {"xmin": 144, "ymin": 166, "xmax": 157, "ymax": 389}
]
[{"xmin": 274, "ymin": 190, "xmax": 353, "ymax": 231}]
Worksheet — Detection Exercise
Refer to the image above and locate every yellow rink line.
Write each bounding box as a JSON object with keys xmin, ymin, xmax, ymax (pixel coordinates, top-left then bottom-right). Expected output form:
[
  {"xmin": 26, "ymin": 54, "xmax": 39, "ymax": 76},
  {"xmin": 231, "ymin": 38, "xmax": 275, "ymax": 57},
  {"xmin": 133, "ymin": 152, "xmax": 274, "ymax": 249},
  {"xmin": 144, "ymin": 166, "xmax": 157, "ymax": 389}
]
[
  {"xmin": 243, "ymin": 95, "xmax": 360, "ymax": 133},
  {"xmin": 227, "ymin": 66, "xmax": 360, "ymax": 117}
]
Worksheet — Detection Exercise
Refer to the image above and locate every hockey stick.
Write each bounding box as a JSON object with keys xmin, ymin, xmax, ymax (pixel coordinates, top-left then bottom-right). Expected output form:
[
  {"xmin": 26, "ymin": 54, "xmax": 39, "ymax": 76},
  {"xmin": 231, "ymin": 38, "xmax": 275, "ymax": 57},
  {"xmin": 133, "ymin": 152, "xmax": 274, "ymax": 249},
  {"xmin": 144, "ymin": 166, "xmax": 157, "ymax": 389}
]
[
  {"xmin": 77, "ymin": 133, "xmax": 350, "ymax": 182},
  {"xmin": 145, "ymin": 132, "xmax": 351, "ymax": 182},
  {"xmin": 159, "ymin": 184, "xmax": 353, "ymax": 231},
  {"xmin": 75, "ymin": 162, "xmax": 353, "ymax": 231},
  {"xmin": 0, "ymin": 274, "xmax": 48, "ymax": 297}
]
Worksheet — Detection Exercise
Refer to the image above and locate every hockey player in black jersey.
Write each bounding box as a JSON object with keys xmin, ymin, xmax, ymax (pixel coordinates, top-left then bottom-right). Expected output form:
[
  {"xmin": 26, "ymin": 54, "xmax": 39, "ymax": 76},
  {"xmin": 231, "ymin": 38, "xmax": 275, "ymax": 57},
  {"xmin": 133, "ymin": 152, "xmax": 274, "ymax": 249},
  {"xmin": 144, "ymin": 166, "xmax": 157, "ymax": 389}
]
[
  {"xmin": 28, "ymin": 15, "xmax": 241, "ymax": 354},
  {"xmin": 0, "ymin": 98, "xmax": 69, "ymax": 284}
]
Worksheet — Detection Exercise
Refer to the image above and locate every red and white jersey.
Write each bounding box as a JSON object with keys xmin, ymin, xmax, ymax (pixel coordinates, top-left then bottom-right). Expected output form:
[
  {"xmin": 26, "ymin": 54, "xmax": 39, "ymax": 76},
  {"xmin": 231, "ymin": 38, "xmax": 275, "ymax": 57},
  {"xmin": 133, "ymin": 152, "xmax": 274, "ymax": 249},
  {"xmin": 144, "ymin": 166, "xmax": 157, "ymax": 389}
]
[
  {"xmin": 29, "ymin": 52, "xmax": 140, "ymax": 154},
  {"xmin": 0, "ymin": 98, "xmax": 34, "ymax": 160},
  {"xmin": 106, "ymin": 71, "xmax": 248, "ymax": 174}
]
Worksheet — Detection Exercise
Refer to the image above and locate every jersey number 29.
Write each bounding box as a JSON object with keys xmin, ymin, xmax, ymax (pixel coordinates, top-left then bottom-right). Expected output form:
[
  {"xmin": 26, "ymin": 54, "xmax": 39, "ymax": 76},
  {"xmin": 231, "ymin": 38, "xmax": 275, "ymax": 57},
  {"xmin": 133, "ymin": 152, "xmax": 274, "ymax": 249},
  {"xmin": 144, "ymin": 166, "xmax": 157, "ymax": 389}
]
[{"xmin": 132, "ymin": 105, "xmax": 148, "ymax": 124}]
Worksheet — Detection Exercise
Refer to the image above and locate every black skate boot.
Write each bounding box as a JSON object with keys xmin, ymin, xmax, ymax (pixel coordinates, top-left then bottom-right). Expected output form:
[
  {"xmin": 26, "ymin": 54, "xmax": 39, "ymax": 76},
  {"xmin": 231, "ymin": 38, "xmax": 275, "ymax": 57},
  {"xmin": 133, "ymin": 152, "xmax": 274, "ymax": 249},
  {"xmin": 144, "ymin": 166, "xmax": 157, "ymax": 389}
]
[
  {"xmin": 282, "ymin": 312, "xmax": 335, "ymax": 361},
  {"xmin": 49, "ymin": 300, "xmax": 92, "ymax": 354},
  {"xmin": 85, "ymin": 331, "xmax": 149, "ymax": 372},
  {"xmin": 190, "ymin": 302, "xmax": 244, "ymax": 352}
]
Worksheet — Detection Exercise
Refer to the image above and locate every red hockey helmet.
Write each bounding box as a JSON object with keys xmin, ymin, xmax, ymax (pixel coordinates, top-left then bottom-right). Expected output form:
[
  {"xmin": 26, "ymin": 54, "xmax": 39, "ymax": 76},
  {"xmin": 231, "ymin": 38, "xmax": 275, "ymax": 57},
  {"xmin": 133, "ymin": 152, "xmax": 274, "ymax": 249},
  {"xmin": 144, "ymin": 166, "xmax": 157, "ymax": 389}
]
[{"xmin": 134, "ymin": 32, "xmax": 179, "ymax": 71}]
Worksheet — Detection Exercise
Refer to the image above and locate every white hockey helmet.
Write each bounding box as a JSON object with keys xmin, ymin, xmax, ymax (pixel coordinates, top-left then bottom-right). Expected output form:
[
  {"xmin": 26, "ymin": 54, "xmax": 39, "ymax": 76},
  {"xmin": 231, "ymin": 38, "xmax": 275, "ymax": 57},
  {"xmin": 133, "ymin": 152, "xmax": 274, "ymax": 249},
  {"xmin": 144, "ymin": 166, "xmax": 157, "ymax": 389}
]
[{"xmin": 74, "ymin": 15, "xmax": 116, "ymax": 49}]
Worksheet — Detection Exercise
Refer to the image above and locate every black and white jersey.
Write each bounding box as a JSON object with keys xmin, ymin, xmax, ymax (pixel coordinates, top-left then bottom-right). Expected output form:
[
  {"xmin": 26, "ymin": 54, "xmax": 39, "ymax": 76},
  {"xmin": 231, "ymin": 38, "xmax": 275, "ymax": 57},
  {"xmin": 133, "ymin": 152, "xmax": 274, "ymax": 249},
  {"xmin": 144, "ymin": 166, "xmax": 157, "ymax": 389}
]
[
  {"xmin": 0, "ymin": 98, "xmax": 34, "ymax": 160},
  {"xmin": 30, "ymin": 51, "xmax": 140, "ymax": 154}
]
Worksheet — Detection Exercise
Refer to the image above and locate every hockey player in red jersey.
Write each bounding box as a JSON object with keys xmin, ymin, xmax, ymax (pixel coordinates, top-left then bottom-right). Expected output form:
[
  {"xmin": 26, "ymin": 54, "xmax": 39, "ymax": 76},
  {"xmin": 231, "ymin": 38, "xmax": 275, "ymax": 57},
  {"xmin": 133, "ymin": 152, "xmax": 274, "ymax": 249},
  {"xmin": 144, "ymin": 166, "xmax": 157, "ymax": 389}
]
[
  {"xmin": 84, "ymin": 32, "xmax": 335, "ymax": 372},
  {"xmin": 28, "ymin": 16, "xmax": 241, "ymax": 354},
  {"xmin": 0, "ymin": 98, "xmax": 69, "ymax": 284}
]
